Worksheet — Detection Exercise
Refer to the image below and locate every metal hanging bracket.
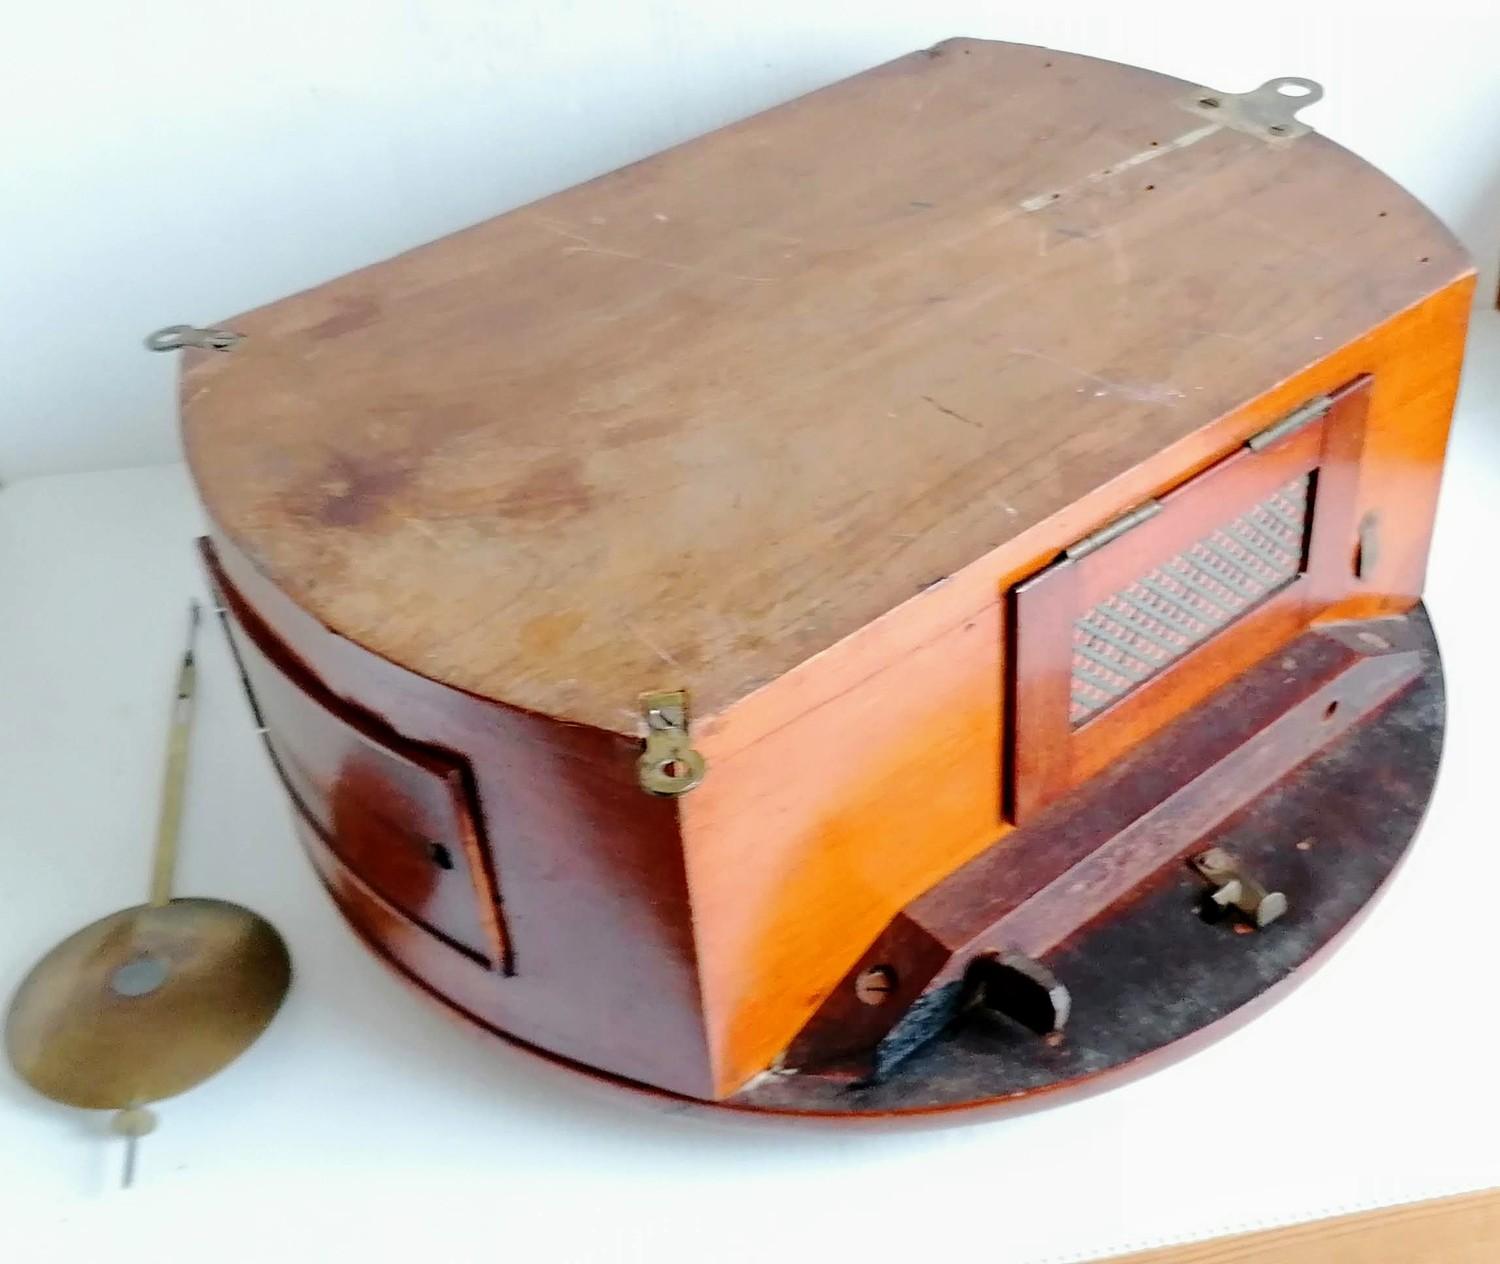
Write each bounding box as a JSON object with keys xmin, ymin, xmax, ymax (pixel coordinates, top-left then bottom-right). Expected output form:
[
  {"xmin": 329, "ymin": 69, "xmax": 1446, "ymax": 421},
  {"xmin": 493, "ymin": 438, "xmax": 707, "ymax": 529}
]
[
  {"xmin": 1179, "ymin": 76, "xmax": 1324, "ymax": 143},
  {"xmin": 144, "ymin": 325, "xmax": 244, "ymax": 352},
  {"xmin": 637, "ymin": 691, "xmax": 706, "ymax": 796}
]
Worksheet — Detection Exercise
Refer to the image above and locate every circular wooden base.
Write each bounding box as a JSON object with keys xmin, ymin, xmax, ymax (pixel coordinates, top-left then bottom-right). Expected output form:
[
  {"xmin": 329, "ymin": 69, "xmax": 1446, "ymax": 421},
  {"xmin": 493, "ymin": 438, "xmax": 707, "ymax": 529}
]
[{"xmin": 726, "ymin": 604, "xmax": 1444, "ymax": 1117}]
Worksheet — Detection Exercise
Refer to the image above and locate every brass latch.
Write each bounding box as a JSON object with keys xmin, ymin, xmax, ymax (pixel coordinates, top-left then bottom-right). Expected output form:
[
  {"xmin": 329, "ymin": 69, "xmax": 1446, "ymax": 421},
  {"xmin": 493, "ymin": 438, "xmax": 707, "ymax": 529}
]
[
  {"xmin": 637, "ymin": 691, "xmax": 706, "ymax": 796},
  {"xmin": 1190, "ymin": 847, "xmax": 1288, "ymax": 928}
]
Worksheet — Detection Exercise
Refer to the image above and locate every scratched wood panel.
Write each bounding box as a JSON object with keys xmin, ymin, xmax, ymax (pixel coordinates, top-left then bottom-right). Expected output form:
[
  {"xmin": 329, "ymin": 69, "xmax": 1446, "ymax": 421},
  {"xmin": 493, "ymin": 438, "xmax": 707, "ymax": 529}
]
[
  {"xmin": 181, "ymin": 37, "xmax": 1468, "ymax": 733},
  {"xmin": 1099, "ymin": 1187, "xmax": 1500, "ymax": 1263}
]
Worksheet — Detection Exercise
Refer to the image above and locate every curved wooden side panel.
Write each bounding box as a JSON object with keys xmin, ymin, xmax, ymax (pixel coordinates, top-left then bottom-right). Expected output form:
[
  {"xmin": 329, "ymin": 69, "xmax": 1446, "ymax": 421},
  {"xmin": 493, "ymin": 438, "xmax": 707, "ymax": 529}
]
[
  {"xmin": 212, "ymin": 561, "xmax": 508, "ymax": 969},
  {"xmin": 202, "ymin": 534, "xmax": 716, "ymax": 1101}
]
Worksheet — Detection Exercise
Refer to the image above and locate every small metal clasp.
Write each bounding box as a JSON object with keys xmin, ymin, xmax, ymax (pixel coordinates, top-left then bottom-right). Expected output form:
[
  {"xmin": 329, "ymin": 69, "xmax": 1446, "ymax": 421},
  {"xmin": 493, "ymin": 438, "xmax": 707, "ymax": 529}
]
[
  {"xmin": 637, "ymin": 691, "xmax": 706, "ymax": 796},
  {"xmin": 1190, "ymin": 846, "xmax": 1288, "ymax": 928},
  {"xmin": 1180, "ymin": 76, "xmax": 1324, "ymax": 143},
  {"xmin": 144, "ymin": 325, "xmax": 243, "ymax": 352}
]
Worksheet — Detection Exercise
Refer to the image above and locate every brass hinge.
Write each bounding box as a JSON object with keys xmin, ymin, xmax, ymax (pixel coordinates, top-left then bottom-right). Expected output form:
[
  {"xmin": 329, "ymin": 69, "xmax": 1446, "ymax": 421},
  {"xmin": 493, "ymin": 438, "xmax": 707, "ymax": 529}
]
[
  {"xmin": 1246, "ymin": 395, "xmax": 1332, "ymax": 452},
  {"xmin": 1065, "ymin": 499, "xmax": 1163, "ymax": 560},
  {"xmin": 637, "ymin": 691, "xmax": 706, "ymax": 796}
]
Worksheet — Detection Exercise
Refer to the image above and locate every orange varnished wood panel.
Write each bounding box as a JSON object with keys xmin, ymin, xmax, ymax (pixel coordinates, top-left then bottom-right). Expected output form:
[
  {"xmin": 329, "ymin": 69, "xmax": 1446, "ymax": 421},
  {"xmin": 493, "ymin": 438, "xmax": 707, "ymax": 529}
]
[
  {"xmin": 180, "ymin": 39, "xmax": 1475, "ymax": 1101},
  {"xmin": 680, "ymin": 603, "xmax": 1006, "ymax": 1093},
  {"xmin": 682, "ymin": 287, "xmax": 1468, "ymax": 1096},
  {"xmin": 1319, "ymin": 282, "xmax": 1474, "ymax": 622}
]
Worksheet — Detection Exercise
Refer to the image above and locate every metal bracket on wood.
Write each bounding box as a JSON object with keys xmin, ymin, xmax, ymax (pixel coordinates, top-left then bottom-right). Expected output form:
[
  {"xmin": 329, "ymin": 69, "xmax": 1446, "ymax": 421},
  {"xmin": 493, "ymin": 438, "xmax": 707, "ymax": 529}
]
[
  {"xmin": 1064, "ymin": 499, "xmax": 1163, "ymax": 560},
  {"xmin": 144, "ymin": 325, "xmax": 243, "ymax": 352},
  {"xmin": 1179, "ymin": 76, "xmax": 1323, "ymax": 143},
  {"xmin": 637, "ymin": 690, "xmax": 706, "ymax": 796},
  {"xmin": 1247, "ymin": 394, "xmax": 1333, "ymax": 451}
]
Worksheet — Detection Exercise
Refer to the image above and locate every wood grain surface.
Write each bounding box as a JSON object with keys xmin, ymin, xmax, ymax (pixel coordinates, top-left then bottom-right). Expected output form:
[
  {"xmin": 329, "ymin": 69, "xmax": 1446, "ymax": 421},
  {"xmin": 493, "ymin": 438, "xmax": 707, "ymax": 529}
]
[
  {"xmin": 182, "ymin": 37, "xmax": 1468, "ymax": 734},
  {"xmin": 1100, "ymin": 1187, "xmax": 1500, "ymax": 1263}
]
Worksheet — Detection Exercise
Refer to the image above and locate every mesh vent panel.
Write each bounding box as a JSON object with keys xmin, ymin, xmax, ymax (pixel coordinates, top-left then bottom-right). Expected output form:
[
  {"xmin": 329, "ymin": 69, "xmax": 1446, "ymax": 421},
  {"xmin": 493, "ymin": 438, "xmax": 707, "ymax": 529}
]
[{"xmin": 1069, "ymin": 473, "xmax": 1313, "ymax": 726}]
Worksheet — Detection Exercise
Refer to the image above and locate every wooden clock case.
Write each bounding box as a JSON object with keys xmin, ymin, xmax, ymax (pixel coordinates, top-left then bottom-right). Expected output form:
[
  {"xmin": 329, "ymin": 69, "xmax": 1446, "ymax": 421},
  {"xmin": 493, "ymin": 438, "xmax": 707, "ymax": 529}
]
[{"xmin": 180, "ymin": 39, "xmax": 1473, "ymax": 1115}]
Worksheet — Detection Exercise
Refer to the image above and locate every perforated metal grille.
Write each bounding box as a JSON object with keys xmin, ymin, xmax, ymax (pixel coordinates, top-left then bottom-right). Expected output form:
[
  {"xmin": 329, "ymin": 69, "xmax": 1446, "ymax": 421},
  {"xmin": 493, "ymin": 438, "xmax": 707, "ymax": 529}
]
[{"xmin": 1069, "ymin": 473, "xmax": 1313, "ymax": 726}]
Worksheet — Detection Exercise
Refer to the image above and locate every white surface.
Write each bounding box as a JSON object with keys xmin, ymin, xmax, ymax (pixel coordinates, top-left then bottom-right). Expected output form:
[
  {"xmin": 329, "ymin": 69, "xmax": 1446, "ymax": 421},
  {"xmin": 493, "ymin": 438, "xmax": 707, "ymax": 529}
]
[
  {"xmin": 1, "ymin": 313, "xmax": 1498, "ymax": 1261},
  {"xmin": 3, "ymin": 0, "xmax": 1499, "ymax": 480},
  {"xmin": 3, "ymin": 7, "xmax": 1500, "ymax": 1256}
]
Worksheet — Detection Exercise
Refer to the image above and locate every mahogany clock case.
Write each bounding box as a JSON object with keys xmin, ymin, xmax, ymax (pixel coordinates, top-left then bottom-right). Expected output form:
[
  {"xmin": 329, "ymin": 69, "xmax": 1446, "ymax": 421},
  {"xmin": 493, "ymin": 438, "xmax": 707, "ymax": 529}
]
[{"xmin": 181, "ymin": 39, "xmax": 1474, "ymax": 1114}]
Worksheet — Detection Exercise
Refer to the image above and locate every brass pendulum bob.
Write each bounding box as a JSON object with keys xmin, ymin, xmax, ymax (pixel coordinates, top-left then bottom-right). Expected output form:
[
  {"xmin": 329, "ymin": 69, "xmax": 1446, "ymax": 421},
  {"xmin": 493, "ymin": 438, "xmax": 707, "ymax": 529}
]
[{"xmin": 5, "ymin": 602, "xmax": 292, "ymax": 1187}]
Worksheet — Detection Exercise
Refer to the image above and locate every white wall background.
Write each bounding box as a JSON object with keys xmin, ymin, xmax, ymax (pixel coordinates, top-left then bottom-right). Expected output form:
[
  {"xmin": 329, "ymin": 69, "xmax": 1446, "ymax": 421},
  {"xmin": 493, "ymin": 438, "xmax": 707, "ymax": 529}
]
[{"xmin": 3, "ymin": 0, "xmax": 1498, "ymax": 482}]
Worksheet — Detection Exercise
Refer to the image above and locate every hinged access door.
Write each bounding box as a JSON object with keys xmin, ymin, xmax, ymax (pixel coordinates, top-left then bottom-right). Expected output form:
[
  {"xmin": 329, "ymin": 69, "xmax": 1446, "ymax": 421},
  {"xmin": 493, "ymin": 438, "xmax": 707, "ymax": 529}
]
[
  {"xmin": 1006, "ymin": 376, "xmax": 1372, "ymax": 821},
  {"xmin": 202, "ymin": 541, "xmax": 510, "ymax": 970}
]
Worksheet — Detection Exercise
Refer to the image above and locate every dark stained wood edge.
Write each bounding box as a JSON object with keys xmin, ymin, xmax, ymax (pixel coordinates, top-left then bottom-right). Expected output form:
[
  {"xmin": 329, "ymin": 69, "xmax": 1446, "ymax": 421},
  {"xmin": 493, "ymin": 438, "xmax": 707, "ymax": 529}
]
[{"xmin": 949, "ymin": 648, "xmax": 1419, "ymax": 968}]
